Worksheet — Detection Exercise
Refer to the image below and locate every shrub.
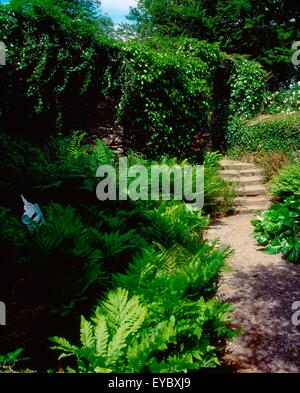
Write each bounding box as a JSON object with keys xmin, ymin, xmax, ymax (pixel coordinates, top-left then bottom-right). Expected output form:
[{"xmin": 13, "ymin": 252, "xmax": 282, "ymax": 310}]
[
  {"xmin": 0, "ymin": 0, "xmax": 117, "ymax": 134},
  {"xmin": 264, "ymin": 82, "xmax": 300, "ymax": 115},
  {"xmin": 228, "ymin": 56, "xmax": 267, "ymax": 119},
  {"xmin": 116, "ymin": 38, "xmax": 221, "ymax": 160},
  {"xmin": 271, "ymin": 162, "xmax": 300, "ymax": 199},
  {"xmin": 252, "ymin": 196, "xmax": 300, "ymax": 263},
  {"xmin": 226, "ymin": 112, "xmax": 300, "ymax": 154}
]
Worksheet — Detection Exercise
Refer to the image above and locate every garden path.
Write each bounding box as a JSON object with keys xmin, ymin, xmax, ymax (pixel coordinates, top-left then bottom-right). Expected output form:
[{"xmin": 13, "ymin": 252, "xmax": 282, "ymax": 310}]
[{"xmin": 205, "ymin": 161, "xmax": 300, "ymax": 372}]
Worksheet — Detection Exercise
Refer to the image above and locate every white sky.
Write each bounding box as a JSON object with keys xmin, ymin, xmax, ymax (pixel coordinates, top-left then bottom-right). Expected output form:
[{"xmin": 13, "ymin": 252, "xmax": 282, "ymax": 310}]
[
  {"xmin": 101, "ymin": 0, "xmax": 137, "ymax": 12},
  {"xmin": 0, "ymin": 0, "xmax": 137, "ymax": 24},
  {"xmin": 101, "ymin": 0, "xmax": 137, "ymax": 23}
]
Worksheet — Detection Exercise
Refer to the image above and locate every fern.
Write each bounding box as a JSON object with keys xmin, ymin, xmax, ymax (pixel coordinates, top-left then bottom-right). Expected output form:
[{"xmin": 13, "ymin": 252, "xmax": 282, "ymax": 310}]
[
  {"xmin": 0, "ymin": 348, "xmax": 29, "ymax": 372},
  {"xmin": 80, "ymin": 316, "xmax": 95, "ymax": 349},
  {"xmin": 94, "ymin": 316, "xmax": 109, "ymax": 357},
  {"xmin": 51, "ymin": 288, "xmax": 148, "ymax": 372},
  {"xmin": 141, "ymin": 202, "xmax": 210, "ymax": 251},
  {"xmin": 66, "ymin": 131, "xmax": 89, "ymax": 160},
  {"xmin": 51, "ymin": 286, "xmax": 236, "ymax": 372},
  {"xmin": 91, "ymin": 139, "xmax": 115, "ymax": 168},
  {"xmin": 91, "ymin": 230, "xmax": 140, "ymax": 259},
  {"xmin": 203, "ymin": 151, "xmax": 223, "ymax": 168},
  {"xmin": 22, "ymin": 203, "xmax": 107, "ymax": 314}
]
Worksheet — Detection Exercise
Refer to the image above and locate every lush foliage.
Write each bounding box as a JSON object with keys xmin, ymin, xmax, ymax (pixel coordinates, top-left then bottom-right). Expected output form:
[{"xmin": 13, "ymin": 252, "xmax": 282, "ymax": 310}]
[
  {"xmin": 264, "ymin": 82, "xmax": 300, "ymax": 115},
  {"xmin": 271, "ymin": 162, "xmax": 300, "ymax": 199},
  {"xmin": 47, "ymin": 147, "xmax": 236, "ymax": 372},
  {"xmin": 51, "ymin": 283, "xmax": 235, "ymax": 372},
  {"xmin": 130, "ymin": 0, "xmax": 300, "ymax": 82},
  {"xmin": 226, "ymin": 112, "xmax": 300, "ymax": 154},
  {"xmin": 116, "ymin": 38, "xmax": 221, "ymax": 160},
  {"xmin": 0, "ymin": 131, "xmax": 233, "ymax": 216},
  {"xmin": 252, "ymin": 196, "xmax": 300, "ymax": 263},
  {"xmin": 228, "ymin": 57, "xmax": 267, "ymax": 119},
  {"xmin": 0, "ymin": 0, "xmax": 116, "ymax": 133},
  {"xmin": 0, "ymin": 130, "xmax": 115, "ymax": 207},
  {"xmin": 253, "ymin": 159, "xmax": 300, "ymax": 264},
  {"xmin": 0, "ymin": 130, "xmax": 235, "ymax": 370},
  {"xmin": 0, "ymin": 0, "xmax": 273, "ymax": 160},
  {"xmin": 1, "ymin": 0, "xmax": 276, "ymax": 374},
  {"xmin": 0, "ymin": 202, "xmax": 125, "ymax": 315},
  {"xmin": 0, "ymin": 348, "xmax": 28, "ymax": 373}
]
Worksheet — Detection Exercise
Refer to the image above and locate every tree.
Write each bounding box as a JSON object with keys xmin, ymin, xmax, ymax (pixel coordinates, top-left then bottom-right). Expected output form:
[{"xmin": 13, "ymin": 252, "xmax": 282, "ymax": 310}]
[
  {"xmin": 9, "ymin": 0, "xmax": 113, "ymax": 34},
  {"xmin": 130, "ymin": 0, "xmax": 300, "ymax": 83}
]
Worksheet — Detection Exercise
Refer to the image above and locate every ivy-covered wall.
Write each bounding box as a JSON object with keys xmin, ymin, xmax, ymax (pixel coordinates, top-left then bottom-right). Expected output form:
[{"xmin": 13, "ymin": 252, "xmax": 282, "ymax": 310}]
[
  {"xmin": 0, "ymin": 0, "xmax": 118, "ymax": 137},
  {"xmin": 115, "ymin": 38, "xmax": 221, "ymax": 160},
  {"xmin": 0, "ymin": 1, "xmax": 268, "ymax": 157}
]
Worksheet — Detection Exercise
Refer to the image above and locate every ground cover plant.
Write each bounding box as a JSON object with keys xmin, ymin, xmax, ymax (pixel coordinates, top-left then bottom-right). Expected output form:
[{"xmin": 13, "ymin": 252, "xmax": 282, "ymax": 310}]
[
  {"xmin": 252, "ymin": 196, "xmax": 300, "ymax": 263},
  {"xmin": 270, "ymin": 162, "xmax": 300, "ymax": 199},
  {"xmin": 0, "ymin": 129, "xmax": 235, "ymax": 371},
  {"xmin": 252, "ymin": 162, "xmax": 300, "ymax": 263},
  {"xmin": 226, "ymin": 113, "xmax": 300, "ymax": 156}
]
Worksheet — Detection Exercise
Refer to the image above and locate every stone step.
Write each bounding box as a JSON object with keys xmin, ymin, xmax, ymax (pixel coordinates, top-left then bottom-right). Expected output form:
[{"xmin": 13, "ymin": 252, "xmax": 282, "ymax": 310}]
[
  {"xmin": 220, "ymin": 160, "xmax": 256, "ymax": 171},
  {"xmin": 221, "ymin": 175, "xmax": 263, "ymax": 186},
  {"xmin": 238, "ymin": 176, "xmax": 263, "ymax": 186},
  {"xmin": 239, "ymin": 168, "xmax": 263, "ymax": 177},
  {"xmin": 221, "ymin": 168, "xmax": 263, "ymax": 178},
  {"xmin": 233, "ymin": 205, "xmax": 269, "ymax": 215},
  {"xmin": 237, "ymin": 184, "xmax": 268, "ymax": 197},
  {"xmin": 233, "ymin": 196, "xmax": 272, "ymax": 207},
  {"xmin": 220, "ymin": 169, "xmax": 239, "ymax": 178}
]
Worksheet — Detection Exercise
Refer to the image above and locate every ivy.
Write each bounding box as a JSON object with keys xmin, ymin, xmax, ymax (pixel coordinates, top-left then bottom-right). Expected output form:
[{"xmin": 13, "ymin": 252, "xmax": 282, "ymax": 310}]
[
  {"xmin": 0, "ymin": 0, "xmax": 118, "ymax": 134},
  {"xmin": 228, "ymin": 56, "xmax": 267, "ymax": 119},
  {"xmin": 115, "ymin": 38, "xmax": 221, "ymax": 161}
]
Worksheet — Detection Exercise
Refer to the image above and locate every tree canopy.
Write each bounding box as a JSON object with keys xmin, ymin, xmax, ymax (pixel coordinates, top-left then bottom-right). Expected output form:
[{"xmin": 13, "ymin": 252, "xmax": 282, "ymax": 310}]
[{"xmin": 129, "ymin": 0, "xmax": 300, "ymax": 81}]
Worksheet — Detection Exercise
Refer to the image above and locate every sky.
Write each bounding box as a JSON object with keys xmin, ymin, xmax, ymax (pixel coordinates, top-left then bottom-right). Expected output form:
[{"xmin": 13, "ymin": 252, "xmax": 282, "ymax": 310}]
[
  {"xmin": 0, "ymin": 0, "xmax": 138, "ymax": 24},
  {"xmin": 101, "ymin": 0, "xmax": 137, "ymax": 24}
]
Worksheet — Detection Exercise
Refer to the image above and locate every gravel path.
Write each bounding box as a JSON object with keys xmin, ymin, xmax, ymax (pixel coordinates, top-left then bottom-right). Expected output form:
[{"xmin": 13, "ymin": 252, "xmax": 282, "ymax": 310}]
[{"xmin": 206, "ymin": 214, "xmax": 300, "ymax": 373}]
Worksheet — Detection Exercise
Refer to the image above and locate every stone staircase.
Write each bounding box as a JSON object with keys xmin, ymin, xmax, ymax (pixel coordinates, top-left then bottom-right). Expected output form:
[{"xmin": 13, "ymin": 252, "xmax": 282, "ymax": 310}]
[{"xmin": 220, "ymin": 160, "xmax": 271, "ymax": 214}]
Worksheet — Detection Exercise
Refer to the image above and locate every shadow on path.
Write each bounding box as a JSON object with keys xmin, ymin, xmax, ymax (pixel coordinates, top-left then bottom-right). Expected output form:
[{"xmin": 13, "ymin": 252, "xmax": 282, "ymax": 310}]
[{"xmin": 206, "ymin": 214, "xmax": 300, "ymax": 372}]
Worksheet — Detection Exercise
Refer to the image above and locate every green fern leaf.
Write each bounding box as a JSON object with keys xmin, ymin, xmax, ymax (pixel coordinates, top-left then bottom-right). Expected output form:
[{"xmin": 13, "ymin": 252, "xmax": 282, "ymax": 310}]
[
  {"xmin": 80, "ymin": 316, "xmax": 95, "ymax": 349},
  {"xmin": 94, "ymin": 315, "xmax": 109, "ymax": 357},
  {"xmin": 107, "ymin": 325, "xmax": 128, "ymax": 364}
]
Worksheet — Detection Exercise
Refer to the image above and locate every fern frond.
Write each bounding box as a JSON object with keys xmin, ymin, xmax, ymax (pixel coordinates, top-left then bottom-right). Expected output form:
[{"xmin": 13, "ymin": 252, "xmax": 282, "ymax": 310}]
[
  {"xmin": 80, "ymin": 316, "xmax": 95, "ymax": 349},
  {"xmin": 91, "ymin": 139, "xmax": 115, "ymax": 169},
  {"xmin": 100, "ymin": 288, "xmax": 147, "ymax": 337},
  {"xmin": 67, "ymin": 131, "xmax": 88, "ymax": 159},
  {"xmin": 107, "ymin": 325, "xmax": 128, "ymax": 364},
  {"xmin": 49, "ymin": 336, "xmax": 79, "ymax": 355},
  {"xmin": 94, "ymin": 315, "xmax": 109, "ymax": 357}
]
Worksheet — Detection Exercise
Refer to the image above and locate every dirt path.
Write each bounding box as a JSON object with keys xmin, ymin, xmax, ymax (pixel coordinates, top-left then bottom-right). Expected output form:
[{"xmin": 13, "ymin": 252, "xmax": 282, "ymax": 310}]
[{"xmin": 206, "ymin": 214, "xmax": 300, "ymax": 373}]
